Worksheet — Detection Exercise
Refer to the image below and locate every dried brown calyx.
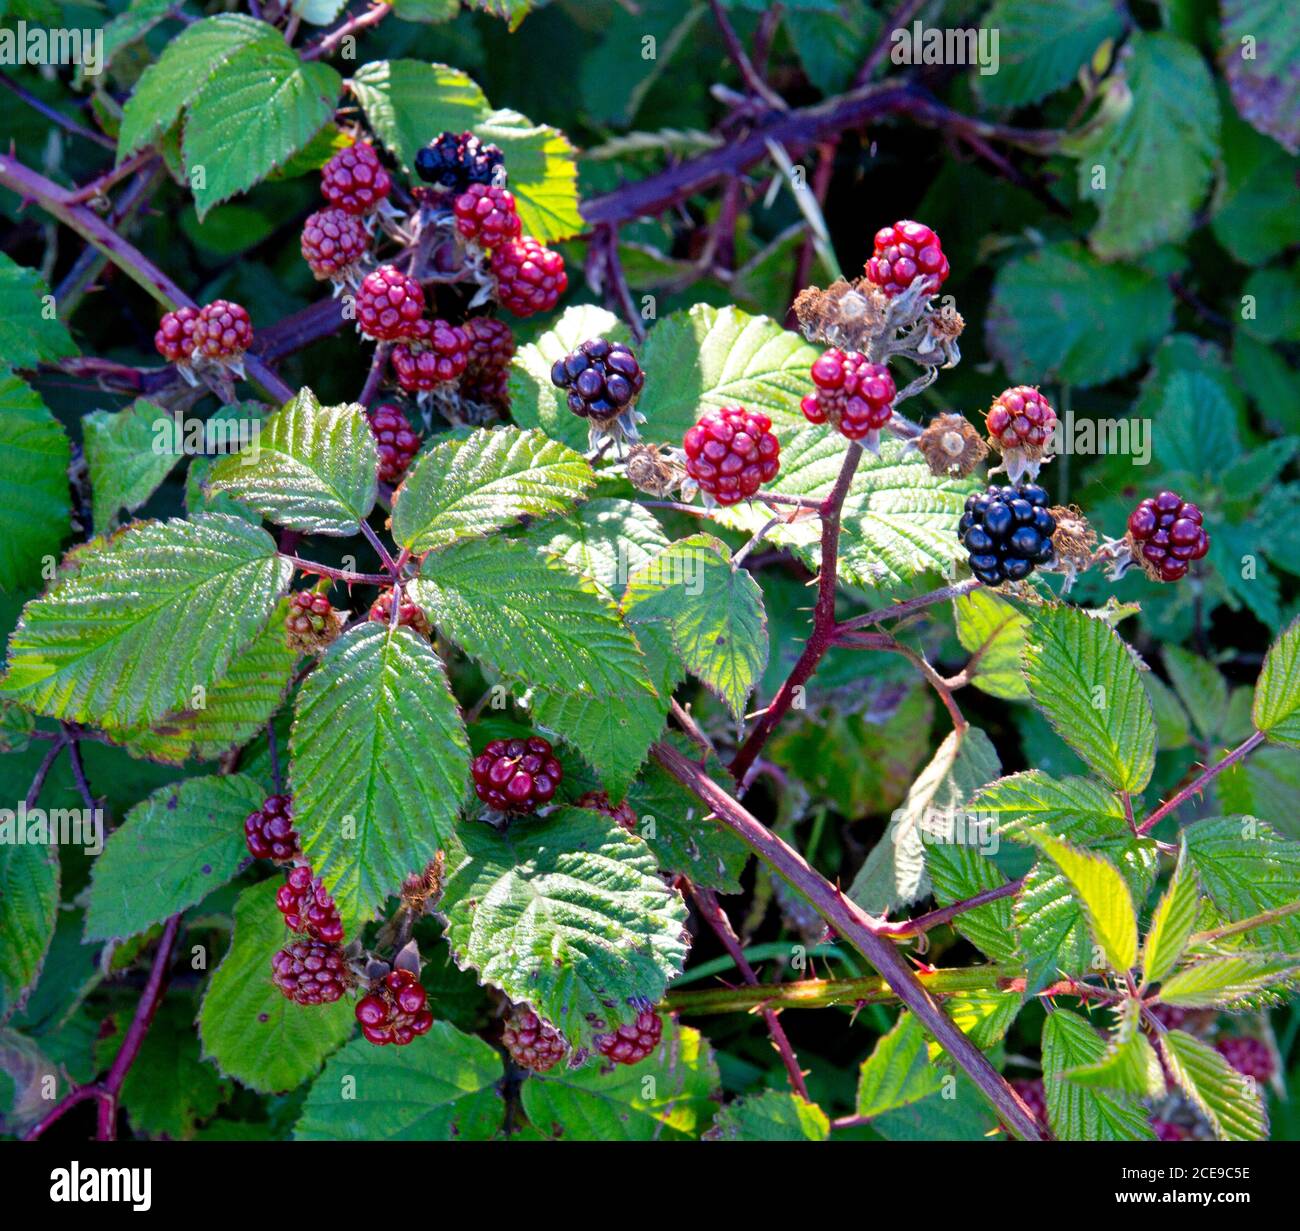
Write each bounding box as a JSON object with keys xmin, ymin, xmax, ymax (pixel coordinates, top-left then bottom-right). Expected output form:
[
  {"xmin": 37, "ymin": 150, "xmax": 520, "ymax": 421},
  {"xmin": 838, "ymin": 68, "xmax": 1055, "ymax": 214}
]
[
  {"xmin": 793, "ymin": 277, "xmax": 889, "ymax": 353},
  {"xmin": 624, "ymin": 442, "xmax": 685, "ymax": 497},
  {"xmin": 916, "ymin": 413, "xmax": 988, "ymax": 478}
]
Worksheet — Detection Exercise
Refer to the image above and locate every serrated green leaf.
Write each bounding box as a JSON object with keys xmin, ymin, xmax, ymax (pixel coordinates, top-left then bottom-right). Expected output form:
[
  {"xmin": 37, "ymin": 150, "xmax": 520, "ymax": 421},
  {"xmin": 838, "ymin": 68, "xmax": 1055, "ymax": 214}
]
[
  {"xmin": 1222, "ymin": 0, "xmax": 1300, "ymax": 154},
  {"xmin": 953, "ymin": 587, "xmax": 1031, "ymax": 701},
  {"xmin": 1028, "ymin": 833, "xmax": 1138, "ymax": 973},
  {"xmin": 83, "ymin": 400, "xmax": 178, "ymax": 533},
  {"xmin": 1142, "ymin": 851, "xmax": 1200, "ymax": 986},
  {"xmin": 1217, "ymin": 745, "xmax": 1300, "ymax": 840},
  {"xmin": 1157, "ymin": 956, "xmax": 1300, "ymax": 1009},
  {"xmin": 207, "ymin": 389, "xmax": 377, "ymax": 536},
  {"xmin": 528, "ymin": 498, "xmax": 670, "ymax": 603},
  {"xmin": 849, "ymin": 727, "xmax": 1000, "ymax": 915},
  {"xmin": 973, "ymin": 770, "xmax": 1128, "ymax": 842},
  {"xmin": 0, "ymin": 514, "xmax": 292, "ymax": 729},
  {"xmin": 933, "ymin": 989, "xmax": 1024, "ymax": 1056},
  {"xmin": 978, "ymin": 0, "xmax": 1125, "ymax": 107},
  {"xmin": 1064, "ymin": 1007, "xmax": 1164, "ymax": 1098},
  {"xmin": 102, "ymin": 0, "xmax": 176, "ymax": 65},
  {"xmin": 290, "ymin": 622, "xmax": 469, "ymax": 926},
  {"xmin": 1253, "ymin": 615, "xmax": 1300, "ymax": 744},
  {"xmin": 389, "ymin": 0, "xmax": 459, "ymax": 21},
  {"xmin": 1023, "ymin": 605, "xmax": 1155, "ymax": 793},
  {"xmin": 923, "ymin": 833, "xmax": 1017, "ymax": 963},
  {"xmin": 0, "ymin": 841, "xmax": 58, "ymax": 1025},
  {"xmin": 441, "ymin": 808, "xmax": 689, "ymax": 1046},
  {"xmin": 391, "ymin": 426, "xmax": 593, "ymax": 553},
  {"xmin": 198, "ymin": 881, "xmax": 353, "ymax": 1093},
  {"xmin": 1183, "ymin": 816, "xmax": 1300, "ymax": 949},
  {"xmin": 183, "ymin": 48, "xmax": 340, "ymax": 217},
  {"xmin": 347, "ymin": 60, "xmax": 489, "ymax": 170},
  {"xmin": 294, "ymin": 1026, "xmax": 503, "ymax": 1140},
  {"xmin": 856, "ymin": 1012, "xmax": 945, "ymax": 1117},
  {"xmin": 112, "ymin": 596, "xmax": 298, "ymax": 765},
  {"xmin": 85, "ymin": 774, "xmax": 265, "ymax": 941},
  {"xmin": 507, "ymin": 304, "xmax": 629, "ymax": 451},
  {"xmin": 986, "ymin": 242, "xmax": 1174, "ymax": 387},
  {"xmin": 1145, "ymin": 671, "xmax": 1192, "ymax": 750},
  {"xmin": 1042, "ymin": 1009, "xmax": 1155, "ymax": 1140},
  {"xmin": 1073, "ymin": 32, "xmax": 1220, "ymax": 259},
  {"xmin": 520, "ymin": 1018, "xmax": 717, "ymax": 1140},
  {"xmin": 0, "ymin": 253, "xmax": 76, "ymax": 368},
  {"xmin": 1162, "ymin": 646, "xmax": 1229, "ymax": 743},
  {"xmin": 707, "ymin": 1090, "xmax": 829, "ymax": 1141},
  {"xmin": 1160, "ymin": 1028, "xmax": 1267, "ymax": 1140},
  {"xmin": 117, "ymin": 14, "xmax": 282, "ymax": 158},
  {"xmin": 410, "ymin": 536, "xmax": 655, "ymax": 700},
  {"xmin": 624, "ymin": 534, "xmax": 766, "ymax": 722},
  {"xmin": 0, "ymin": 373, "xmax": 71, "ymax": 592},
  {"xmin": 636, "ymin": 304, "xmax": 820, "ymax": 443},
  {"xmin": 474, "ymin": 108, "xmax": 583, "ymax": 243}
]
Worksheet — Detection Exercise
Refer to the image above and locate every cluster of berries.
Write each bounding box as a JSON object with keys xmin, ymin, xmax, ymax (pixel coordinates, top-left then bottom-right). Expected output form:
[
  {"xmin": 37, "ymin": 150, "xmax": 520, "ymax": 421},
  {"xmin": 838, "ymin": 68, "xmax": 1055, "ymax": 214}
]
[
  {"xmin": 1126, "ymin": 491, "xmax": 1209, "ymax": 583},
  {"xmin": 471, "ymin": 735, "xmax": 563, "ymax": 813},
  {"xmin": 368, "ymin": 587, "xmax": 430, "ymax": 636},
  {"xmin": 959, "ymin": 484, "xmax": 1056, "ymax": 586},
  {"xmin": 154, "ymin": 299, "xmax": 253, "ymax": 378},
  {"xmin": 355, "ymin": 968, "xmax": 434, "ymax": 1046},
  {"xmin": 299, "ymin": 141, "xmax": 391, "ymax": 285},
  {"xmin": 286, "ymin": 588, "xmax": 344, "ymax": 654},
  {"xmin": 865, "ymin": 220, "xmax": 950, "ymax": 298},
  {"xmin": 683, "ymin": 407, "xmax": 781, "ymax": 506}
]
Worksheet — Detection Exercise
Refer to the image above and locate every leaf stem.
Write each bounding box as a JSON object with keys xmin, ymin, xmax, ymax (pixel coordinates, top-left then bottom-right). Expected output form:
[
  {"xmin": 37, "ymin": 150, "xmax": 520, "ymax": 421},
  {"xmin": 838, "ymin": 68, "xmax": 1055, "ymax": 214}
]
[
  {"xmin": 281, "ymin": 554, "xmax": 392, "ymax": 586},
  {"xmin": 301, "ymin": 2, "xmax": 392, "ymax": 60},
  {"xmin": 1135, "ymin": 730, "xmax": 1267, "ymax": 836},
  {"xmin": 360, "ymin": 520, "xmax": 399, "ymax": 576},
  {"xmin": 835, "ymin": 577, "xmax": 982, "ymax": 636},
  {"xmin": 876, "ymin": 877, "xmax": 1025, "ymax": 940}
]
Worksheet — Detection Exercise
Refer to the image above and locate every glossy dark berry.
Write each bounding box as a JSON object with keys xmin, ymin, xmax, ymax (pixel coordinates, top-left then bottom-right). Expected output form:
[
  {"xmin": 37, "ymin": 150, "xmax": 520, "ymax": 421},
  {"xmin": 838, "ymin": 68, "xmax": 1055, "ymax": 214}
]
[
  {"xmin": 549, "ymin": 338, "xmax": 645, "ymax": 420},
  {"xmin": 452, "ymin": 183, "xmax": 522, "ymax": 249},
  {"xmin": 682, "ymin": 406, "xmax": 780, "ymax": 505},
  {"xmin": 276, "ymin": 864, "xmax": 344, "ymax": 945},
  {"xmin": 390, "ymin": 318, "xmax": 469, "ymax": 391},
  {"xmin": 272, "ymin": 939, "xmax": 351, "ymax": 1005},
  {"xmin": 595, "ymin": 1009, "xmax": 662, "ymax": 1066},
  {"xmin": 490, "ymin": 237, "xmax": 567, "ymax": 317},
  {"xmin": 244, "ymin": 793, "xmax": 299, "ymax": 863},
  {"xmin": 365, "ymin": 403, "xmax": 420, "ymax": 485},
  {"xmin": 471, "ymin": 736, "xmax": 563, "ymax": 813},
  {"xmin": 1126, "ymin": 491, "xmax": 1209, "ymax": 583},
  {"xmin": 154, "ymin": 307, "xmax": 200, "ymax": 363},
  {"xmin": 958, "ymin": 483, "xmax": 1056, "ymax": 586},
  {"xmin": 356, "ymin": 264, "xmax": 425, "ymax": 342},
  {"xmin": 321, "ymin": 141, "xmax": 391, "ymax": 215},
  {"xmin": 1215, "ymin": 1036, "xmax": 1274, "ymax": 1083},
  {"xmin": 193, "ymin": 300, "xmax": 252, "ymax": 360},
  {"xmin": 461, "ymin": 316, "xmax": 515, "ymax": 405},
  {"xmin": 575, "ymin": 790, "xmax": 637, "ymax": 833},
  {"xmin": 865, "ymin": 219, "xmax": 949, "ymax": 297},
  {"xmin": 502, "ymin": 1004, "xmax": 568, "ymax": 1072},
  {"xmin": 986, "ymin": 386, "xmax": 1057, "ymax": 453},
  {"xmin": 369, "ymin": 588, "xmax": 430, "ymax": 636},
  {"xmin": 356, "ymin": 968, "xmax": 434, "ymax": 1046},
  {"xmin": 301, "ymin": 207, "xmax": 369, "ymax": 280},
  {"xmin": 414, "ymin": 131, "xmax": 504, "ymax": 195},
  {"xmin": 801, "ymin": 349, "xmax": 896, "ymax": 440}
]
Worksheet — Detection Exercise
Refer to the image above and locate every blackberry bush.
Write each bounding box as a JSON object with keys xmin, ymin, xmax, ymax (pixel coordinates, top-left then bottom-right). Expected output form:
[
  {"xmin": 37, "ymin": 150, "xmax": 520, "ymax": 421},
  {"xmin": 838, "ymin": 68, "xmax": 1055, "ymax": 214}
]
[{"xmin": 3, "ymin": 1, "xmax": 1297, "ymax": 1159}]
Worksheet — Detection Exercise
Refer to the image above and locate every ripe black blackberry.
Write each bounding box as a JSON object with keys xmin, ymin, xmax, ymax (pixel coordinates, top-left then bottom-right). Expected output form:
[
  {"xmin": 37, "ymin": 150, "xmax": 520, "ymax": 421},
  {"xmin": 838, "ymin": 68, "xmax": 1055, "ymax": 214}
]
[
  {"xmin": 550, "ymin": 338, "xmax": 645, "ymax": 421},
  {"xmin": 958, "ymin": 483, "xmax": 1055, "ymax": 586},
  {"xmin": 244, "ymin": 793, "xmax": 299, "ymax": 863},
  {"xmin": 502, "ymin": 1004, "xmax": 568, "ymax": 1072},
  {"xmin": 414, "ymin": 130, "xmax": 504, "ymax": 195}
]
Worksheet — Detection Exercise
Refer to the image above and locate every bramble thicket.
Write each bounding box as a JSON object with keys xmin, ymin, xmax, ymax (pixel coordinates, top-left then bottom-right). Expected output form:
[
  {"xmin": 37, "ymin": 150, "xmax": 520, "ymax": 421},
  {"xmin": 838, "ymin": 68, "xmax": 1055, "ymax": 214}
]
[{"xmin": 1, "ymin": 0, "xmax": 1299, "ymax": 1144}]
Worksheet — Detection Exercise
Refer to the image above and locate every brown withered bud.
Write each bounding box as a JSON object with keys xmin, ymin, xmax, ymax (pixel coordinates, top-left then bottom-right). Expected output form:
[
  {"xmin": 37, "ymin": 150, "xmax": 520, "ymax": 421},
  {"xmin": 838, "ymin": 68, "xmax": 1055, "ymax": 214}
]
[
  {"xmin": 793, "ymin": 277, "xmax": 889, "ymax": 352},
  {"xmin": 916, "ymin": 413, "xmax": 989, "ymax": 478},
  {"xmin": 1050, "ymin": 504, "xmax": 1097, "ymax": 571},
  {"xmin": 624, "ymin": 442, "xmax": 684, "ymax": 497},
  {"xmin": 400, "ymin": 852, "xmax": 446, "ymax": 913}
]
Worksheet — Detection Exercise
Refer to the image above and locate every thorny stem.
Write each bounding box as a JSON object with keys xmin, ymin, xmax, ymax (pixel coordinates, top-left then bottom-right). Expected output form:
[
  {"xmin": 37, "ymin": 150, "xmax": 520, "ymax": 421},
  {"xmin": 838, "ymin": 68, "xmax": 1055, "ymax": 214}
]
[
  {"xmin": 24, "ymin": 737, "xmax": 67, "ymax": 810},
  {"xmin": 835, "ymin": 577, "xmax": 982, "ymax": 636},
  {"xmin": 0, "ymin": 71, "xmax": 115, "ymax": 148},
  {"xmin": 730, "ymin": 443, "xmax": 862, "ymax": 784},
  {"xmin": 302, "ymin": 2, "xmax": 392, "ymax": 61},
  {"xmin": 281, "ymin": 554, "xmax": 392, "ymax": 586},
  {"xmin": 877, "ymin": 878, "xmax": 1026, "ymax": 940},
  {"xmin": 599, "ymin": 225, "xmax": 647, "ymax": 345},
  {"xmin": 360, "ymin": 520, "xmax": 399, "ymax": 576},
  {"xmin": 708, "ymin": 0, "xmax": 788, "ymax": 112},
  {"xmin": 835, "ymin": 629, "xmax": 967, "ymax": 733},
  {"xmin": 653, "ymin": 741, "xmax": 1048, "ymax": 1140},
  {"xmin": 1189, "ymin": 900, "xmax": 1300, "ymax": 947},
  {"xmin": 690, "ymin": 886, "xmax": 810, "ymax": 1100},
  {"xmin": 1135, "ymin": 730, "xmax": 1267, "ymax": 836}
]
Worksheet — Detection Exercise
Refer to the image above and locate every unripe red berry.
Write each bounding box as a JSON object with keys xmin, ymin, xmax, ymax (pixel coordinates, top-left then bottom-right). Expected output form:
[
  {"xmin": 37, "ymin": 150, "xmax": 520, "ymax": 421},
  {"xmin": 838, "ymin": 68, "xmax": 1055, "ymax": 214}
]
[
  {"xmin": 502, "ymin": 1004, "xmax": 568, "ymax": 1072},
  {"xmin": 1215, "ymin": 1036, "xmax": 1274, "ymax": 1083},
  {"xmin": 272, "ymin": 938, "xmax": 352, "ymax": 1005},
  {"xmin": 452, "ymin": 183, "xmax": 522, "ymax": 249},
  {"xmin": 594, "ymin": 1008, "xmax": 662, "ymax": 1066},
  {"xmin": 471, "ymin": 736, "xmax": 563, "ymax": 813},
  {"xmin": 865, "ymin": 219, "xmax": 949, "ymax": 297},
  {"xmin": 986, "ymin": 385, "xmax": 1057, "ymax": 453},
  {"xmin": 356, "ymin": 265, "xmax": 425, "ymax": 342},
  {"xmin": 301, "ymin": 207, "xmax": 369, "ymax": 280},
  {"xmin": 244, "ymin": 793, "xmax": 300, "ymax": 863},
  {"xmin": 154, "ymin": 306, "xmax": 201, "ymax": 363},
  {"xmin": 461, "ymin": 316, "xmax": 515, "ymax": 406},
  {"xmin": 365, "ymin": 403, "xmax": 420, "ymax": 485},
  {"xmin": 320, "ymin": 140, "xmax": 391, "ymax": 216},
  {"xmin": 369, "ymin": 588, "xmax": 430, "ymax": 636},
  {"xmin": 355, "ymin": 968, "xmax": 434, "ymax": 1046},
  {"xmin": 193, "ymin": 300, "xmax": 253, "ymax": 361},
  {"xmin": 682, "ymin": 406, "xmax": 781, "ymax": 505},
  {"xmin": 802, "ymin": 350, "xmax": 896, "ymax": 440},
  {"xmin": 276, "ymin": 864, "xmax": 344, "ymax": 945},
  {"xmin": 1126, "ymin": 490, "xmax": 1209, "ymax": 583},
  {"xmin": 490, "ymin": 237, "xmax": 567, "ymax": 317},
  {"xmin": 390, "ymin": 318, "xmax": 469, "ymax": 391}
]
